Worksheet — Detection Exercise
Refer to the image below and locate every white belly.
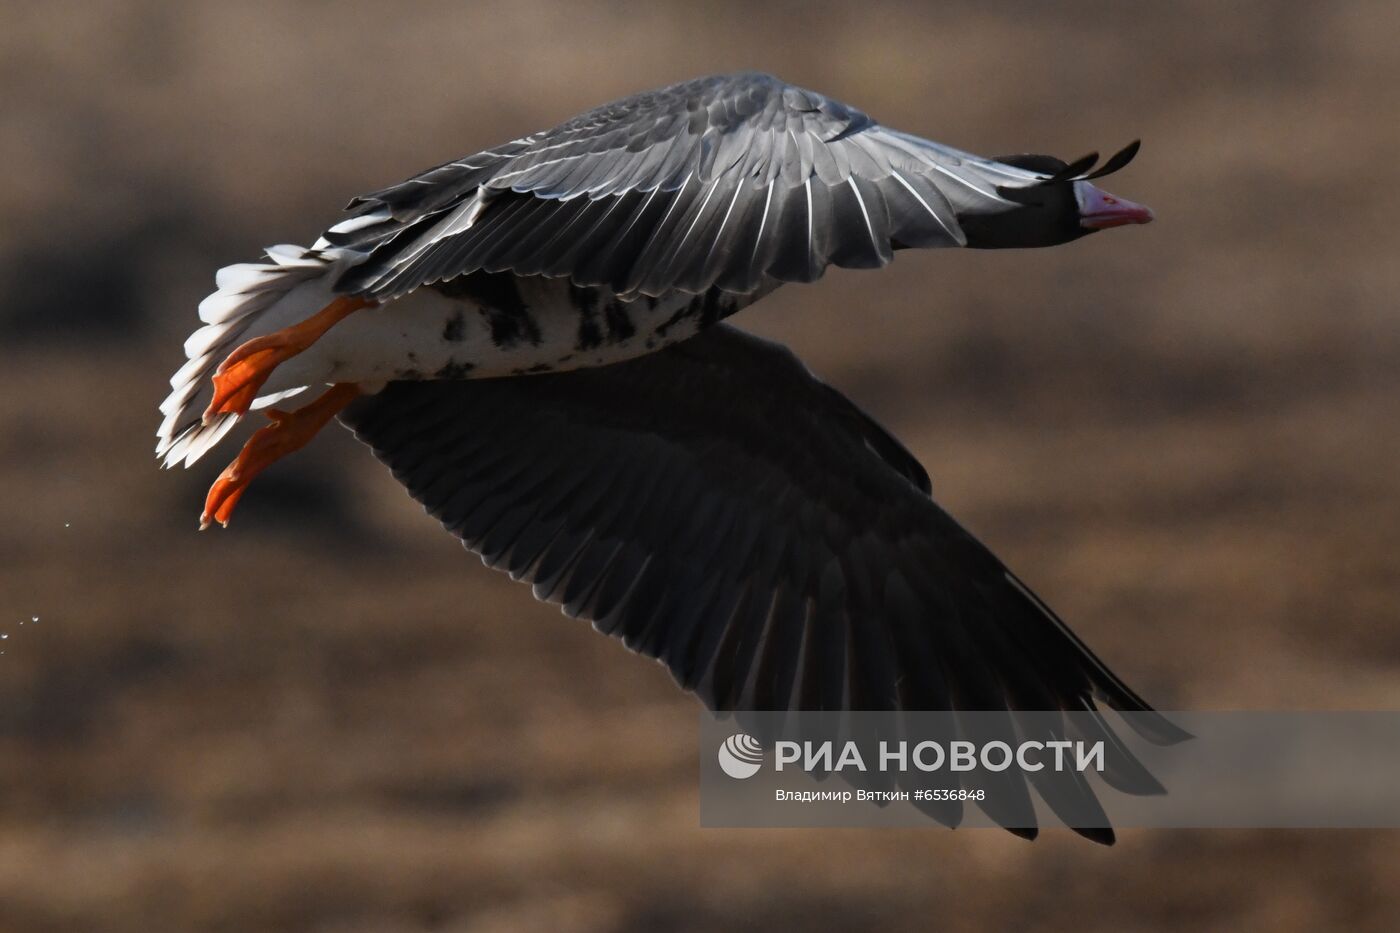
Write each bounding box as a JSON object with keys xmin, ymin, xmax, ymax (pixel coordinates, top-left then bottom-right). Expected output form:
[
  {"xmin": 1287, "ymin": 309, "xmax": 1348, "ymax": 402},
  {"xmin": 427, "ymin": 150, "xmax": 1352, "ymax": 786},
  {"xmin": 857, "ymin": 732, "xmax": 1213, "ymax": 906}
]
[{"xmin": 263, "ymin": 274, "xmax": 765, "ymax": 399}]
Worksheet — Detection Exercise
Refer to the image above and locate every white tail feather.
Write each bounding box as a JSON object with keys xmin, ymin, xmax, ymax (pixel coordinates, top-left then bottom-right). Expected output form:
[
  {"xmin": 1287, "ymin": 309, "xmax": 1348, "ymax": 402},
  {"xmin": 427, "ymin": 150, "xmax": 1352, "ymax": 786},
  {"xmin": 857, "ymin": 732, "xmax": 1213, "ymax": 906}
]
[{"xmin": 156, "ymin": 245, "xmax": 363, "ymax": 468}]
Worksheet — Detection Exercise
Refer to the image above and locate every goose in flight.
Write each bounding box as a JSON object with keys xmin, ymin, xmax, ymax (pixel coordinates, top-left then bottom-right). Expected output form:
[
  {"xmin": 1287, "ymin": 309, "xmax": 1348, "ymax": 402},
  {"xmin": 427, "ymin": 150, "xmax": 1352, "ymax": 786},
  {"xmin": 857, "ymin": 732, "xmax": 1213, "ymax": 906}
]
[{"xmin": 157, "ymin": 72, "xmax": 1175, "ymax": 842}]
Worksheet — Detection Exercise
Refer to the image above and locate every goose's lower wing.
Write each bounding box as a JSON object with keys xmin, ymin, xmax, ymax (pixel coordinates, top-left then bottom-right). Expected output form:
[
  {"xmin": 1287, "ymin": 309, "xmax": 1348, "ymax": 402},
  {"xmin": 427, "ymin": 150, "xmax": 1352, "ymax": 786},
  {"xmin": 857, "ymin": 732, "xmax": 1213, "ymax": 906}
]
[{"xmin": 339, "ymin": 323, "xmax": 1185, "ymax": 842}]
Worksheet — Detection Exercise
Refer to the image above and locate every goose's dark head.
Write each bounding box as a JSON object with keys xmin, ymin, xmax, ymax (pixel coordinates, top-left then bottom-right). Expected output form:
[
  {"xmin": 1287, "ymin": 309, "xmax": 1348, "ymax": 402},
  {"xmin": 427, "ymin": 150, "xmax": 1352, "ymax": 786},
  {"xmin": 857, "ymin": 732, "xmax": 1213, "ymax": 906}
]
[{"xmin": 960, "ymin": 141, "xmax": 1153, "ymax": 249}]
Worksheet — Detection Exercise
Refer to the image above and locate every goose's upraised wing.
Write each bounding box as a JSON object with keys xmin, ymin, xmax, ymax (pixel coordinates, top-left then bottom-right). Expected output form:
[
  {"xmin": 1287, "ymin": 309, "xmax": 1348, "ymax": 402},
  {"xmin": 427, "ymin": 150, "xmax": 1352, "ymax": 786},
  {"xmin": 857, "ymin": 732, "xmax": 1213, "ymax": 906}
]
[{"xmin": 325, "ymin": 72, "xmax": 1038, "ymax": 300}]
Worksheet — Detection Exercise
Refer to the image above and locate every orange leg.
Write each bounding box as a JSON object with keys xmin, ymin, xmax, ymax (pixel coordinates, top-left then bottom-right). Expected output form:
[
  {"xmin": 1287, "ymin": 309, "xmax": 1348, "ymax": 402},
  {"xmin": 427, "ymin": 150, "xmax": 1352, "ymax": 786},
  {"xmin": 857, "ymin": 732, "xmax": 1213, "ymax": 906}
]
[
  {"xmin": 200, "ymin": 382, "xmax": 362, "ymax": 530},
  {"xmin": 203, "ymin": 295, "xmax": 372, "ymax": 423}
]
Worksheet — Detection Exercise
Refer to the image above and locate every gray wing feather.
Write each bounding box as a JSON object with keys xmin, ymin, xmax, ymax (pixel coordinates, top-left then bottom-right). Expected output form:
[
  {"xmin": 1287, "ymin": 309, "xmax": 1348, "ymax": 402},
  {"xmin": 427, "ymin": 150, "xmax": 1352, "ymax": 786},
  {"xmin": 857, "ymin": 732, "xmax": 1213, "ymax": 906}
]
[
  {"xmin": 326, "ymin": 73, "xmax": 1024, "ymax": 300},
  {"xmin": 338, "ymin": 323, "xmax": 1187, "ymax": 840}
]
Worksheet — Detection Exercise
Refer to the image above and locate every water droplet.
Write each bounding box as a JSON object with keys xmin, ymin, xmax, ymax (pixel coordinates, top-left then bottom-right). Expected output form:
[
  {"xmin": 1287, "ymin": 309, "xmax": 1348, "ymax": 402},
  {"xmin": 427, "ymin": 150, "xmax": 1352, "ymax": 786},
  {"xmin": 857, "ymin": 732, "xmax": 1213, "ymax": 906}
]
[
  {"xmin": 30, "ymin": 616, "xmax": 38, "ymax": 623},
  {"xmin": 1, "ymin": 634, "xmax": 8, "ymax": 640}
]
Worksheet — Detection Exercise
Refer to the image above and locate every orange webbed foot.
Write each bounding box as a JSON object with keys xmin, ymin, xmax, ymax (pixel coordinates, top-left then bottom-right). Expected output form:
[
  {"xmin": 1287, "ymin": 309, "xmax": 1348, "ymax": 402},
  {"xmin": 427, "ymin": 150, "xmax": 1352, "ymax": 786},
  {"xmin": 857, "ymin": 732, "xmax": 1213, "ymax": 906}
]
[
  {"xmin": 200, "ymin": 383, "xmax": 361, "ymax": 529},
  {"xmin": 205, "ymin": 343, "xmax": 295, "ymax": 422},
  {"xmin": 203, "ymin": 295, "xmax": 371, "ymax": 423}
]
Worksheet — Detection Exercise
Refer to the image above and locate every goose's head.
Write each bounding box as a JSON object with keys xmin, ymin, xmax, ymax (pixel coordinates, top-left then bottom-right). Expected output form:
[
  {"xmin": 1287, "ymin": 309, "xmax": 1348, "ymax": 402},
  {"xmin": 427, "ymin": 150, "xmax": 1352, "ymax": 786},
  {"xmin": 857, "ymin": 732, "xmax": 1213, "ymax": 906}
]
[{"xmin": 961, "ymin": 141, "xmax": 1153, "ymax": 248}]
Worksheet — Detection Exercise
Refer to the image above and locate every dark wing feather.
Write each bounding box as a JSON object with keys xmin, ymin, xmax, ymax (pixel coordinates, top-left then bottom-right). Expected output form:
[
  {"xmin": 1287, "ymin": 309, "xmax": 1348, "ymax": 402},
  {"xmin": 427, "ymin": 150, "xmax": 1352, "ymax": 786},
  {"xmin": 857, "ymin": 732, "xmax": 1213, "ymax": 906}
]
[
  {"xmin": 324, "ymin": 73, "xmax": 1038, "ymax": 300},
  {"xmin": 338, "ymin": 323, "xmax": 1185, "ymax": 842}
]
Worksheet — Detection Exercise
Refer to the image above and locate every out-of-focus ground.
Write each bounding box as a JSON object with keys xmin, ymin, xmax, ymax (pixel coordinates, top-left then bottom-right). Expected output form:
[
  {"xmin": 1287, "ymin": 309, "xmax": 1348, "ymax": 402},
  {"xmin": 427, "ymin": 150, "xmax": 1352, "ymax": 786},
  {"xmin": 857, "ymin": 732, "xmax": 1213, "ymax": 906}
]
[{"xmin": 3, "ymin": 1, "xmax": 1400, "ymax": 930}]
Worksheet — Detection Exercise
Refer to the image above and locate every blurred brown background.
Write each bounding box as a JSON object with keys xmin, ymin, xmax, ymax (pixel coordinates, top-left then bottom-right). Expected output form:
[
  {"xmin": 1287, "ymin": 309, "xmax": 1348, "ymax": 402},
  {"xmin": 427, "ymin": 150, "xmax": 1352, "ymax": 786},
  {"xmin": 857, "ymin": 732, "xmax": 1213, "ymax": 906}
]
[{"xmin": 3, "ymin": 1, "xmax": 1400, "ymax": 930}]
